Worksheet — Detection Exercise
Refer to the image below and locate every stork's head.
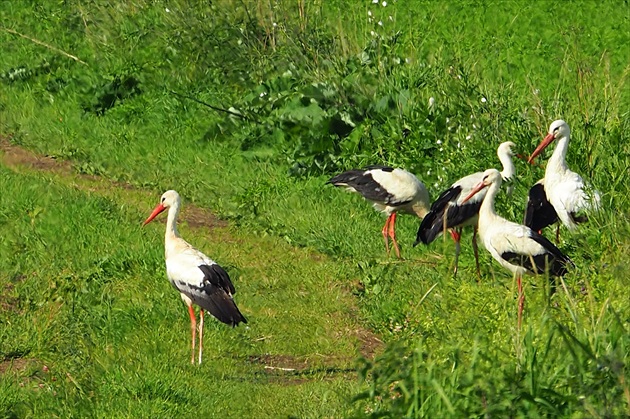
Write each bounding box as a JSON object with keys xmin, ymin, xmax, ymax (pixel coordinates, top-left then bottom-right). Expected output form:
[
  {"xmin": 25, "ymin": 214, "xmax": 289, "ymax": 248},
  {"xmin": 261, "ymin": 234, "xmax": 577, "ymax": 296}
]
[
  {"xmin": 143, "ymin": 190, "xmax": 181, "ymax": 226},
  {"xmin": 497, "ymin": 141, "xmax": 516, "ymax": 158},
  {"xmin": 528, "ymin": 119, "xmax": 570, "ymax": 163},
  {"xmin": 461, "ymin": 169, "xmax": 501, "ymax": 203}
]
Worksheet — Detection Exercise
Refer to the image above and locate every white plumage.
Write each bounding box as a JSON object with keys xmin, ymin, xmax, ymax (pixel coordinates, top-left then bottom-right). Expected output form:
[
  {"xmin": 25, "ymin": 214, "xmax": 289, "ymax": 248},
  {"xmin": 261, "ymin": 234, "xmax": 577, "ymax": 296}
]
[
  {"xmin": 328, "ymin": 165, "xmax": 430, "ymax": 258},
  {"xmin": 525, "ymin": 120, "xmax": 600, "ymax": 238},
  {"xmin": 463, "ymin": 169, "xmax": 573, "ymax": 327},
  {"xmin": 415, "ymin": 141, "xmax": 516, "ymax": 275},
  {"xmin": 143, "ymin": 190, "xmax": 246, "ymax": 365}
]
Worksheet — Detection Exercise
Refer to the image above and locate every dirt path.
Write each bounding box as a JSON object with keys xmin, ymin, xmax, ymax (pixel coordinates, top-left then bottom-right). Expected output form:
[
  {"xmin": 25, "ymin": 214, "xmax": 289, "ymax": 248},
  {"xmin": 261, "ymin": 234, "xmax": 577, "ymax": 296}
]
[{"xmin": 0, "ymin": 136, "xmax": 383, "ymax": 377}]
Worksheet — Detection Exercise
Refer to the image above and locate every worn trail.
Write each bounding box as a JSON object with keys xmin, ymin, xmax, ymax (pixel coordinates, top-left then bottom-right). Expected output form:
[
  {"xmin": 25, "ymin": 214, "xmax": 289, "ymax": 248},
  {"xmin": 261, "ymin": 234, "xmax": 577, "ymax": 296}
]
[{"xmin": 0, "ymin": 137, "xmax": 382, "ymax": 380}]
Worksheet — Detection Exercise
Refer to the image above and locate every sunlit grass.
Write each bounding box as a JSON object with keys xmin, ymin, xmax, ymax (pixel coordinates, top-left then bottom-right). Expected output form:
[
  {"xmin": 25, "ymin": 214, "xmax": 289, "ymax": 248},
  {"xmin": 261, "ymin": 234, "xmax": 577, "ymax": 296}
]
[{"xmin": 1, "ymin": 0, "xmax": 628, "ymax": 416}]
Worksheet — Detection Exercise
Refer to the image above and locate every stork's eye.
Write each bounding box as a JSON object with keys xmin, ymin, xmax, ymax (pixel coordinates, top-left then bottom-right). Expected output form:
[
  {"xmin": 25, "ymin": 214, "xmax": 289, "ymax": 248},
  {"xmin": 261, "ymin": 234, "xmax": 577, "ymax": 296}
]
[
  {"xmin": 553, "ymin": 127, "xmax": 559, "ymax": 133},
  {"xmin": 161, "ymin": 197, "xmax": 166, "ymax": 203}
]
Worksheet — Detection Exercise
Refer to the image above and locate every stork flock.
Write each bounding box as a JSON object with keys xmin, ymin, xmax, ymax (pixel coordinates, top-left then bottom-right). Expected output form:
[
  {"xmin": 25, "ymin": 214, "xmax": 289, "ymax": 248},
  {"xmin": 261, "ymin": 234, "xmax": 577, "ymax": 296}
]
[
  {"xmin": 329, "ymin": 119, "xmax": 599, "ymax": 327},
  {"xmin": 143, "ymin": 119, "xmax": 598, "ymax": 364}
]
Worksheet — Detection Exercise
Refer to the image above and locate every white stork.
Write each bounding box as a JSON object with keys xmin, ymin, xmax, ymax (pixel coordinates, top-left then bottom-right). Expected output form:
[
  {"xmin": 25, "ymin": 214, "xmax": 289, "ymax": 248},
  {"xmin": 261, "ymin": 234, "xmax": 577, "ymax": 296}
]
[
  {"xmin": 525, "ymin": 119, "xmax": 600, "ymax": 241},
  {"xmin": 328, "ymin": 165, "xmax": 430, "ymax": 259},
  {"xmin": 462, "ymin": 169, "xmax": 573, "ymax": 327},
  {"xmin": 414, "ymin": 141, "xmax": 516, "ymax": 276},
  {"xmin": 143, "ymin": 190, "xmax": 247, "ymax": 365}
]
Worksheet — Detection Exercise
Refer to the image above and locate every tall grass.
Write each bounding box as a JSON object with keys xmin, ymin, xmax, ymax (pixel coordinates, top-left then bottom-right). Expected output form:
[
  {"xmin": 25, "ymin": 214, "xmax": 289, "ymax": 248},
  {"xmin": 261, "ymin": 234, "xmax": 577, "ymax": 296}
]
[{"xmin": 1, "ymin": 0, "xmax": 629, "ymax": 417}]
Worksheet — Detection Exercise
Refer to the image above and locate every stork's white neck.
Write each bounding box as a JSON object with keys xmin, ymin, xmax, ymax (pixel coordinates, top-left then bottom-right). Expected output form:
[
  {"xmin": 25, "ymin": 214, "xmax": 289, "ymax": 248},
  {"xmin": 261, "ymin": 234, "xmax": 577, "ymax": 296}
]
[
  {"xmin": 546, "ymin": 135, "xmax": 570, "ymax": 175},
  {"xmin": 165, "ymin": 202, "xmax": 181, "ymax": 242},
  {"xmin": 478, "ymin": 177, "xmax": 502, "ymax": 222},
  {"xmin": 498, "ymin": 150, "xmax": 515, "ymax": 180}
]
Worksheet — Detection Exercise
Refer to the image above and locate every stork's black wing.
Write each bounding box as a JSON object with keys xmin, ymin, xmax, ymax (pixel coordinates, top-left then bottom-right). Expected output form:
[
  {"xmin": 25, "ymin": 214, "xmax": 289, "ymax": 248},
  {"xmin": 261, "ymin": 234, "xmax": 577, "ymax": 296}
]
[
  {"xmin": 524, "ymin": 182, "xmax": 558, "ymax": 232},
  {"xmin": 173, "ymin": 264, "xmax": 247, "ymax": 326},
  {"xmin": 415, "ymin": 186, "xmax": 480, "ymax": 245}
]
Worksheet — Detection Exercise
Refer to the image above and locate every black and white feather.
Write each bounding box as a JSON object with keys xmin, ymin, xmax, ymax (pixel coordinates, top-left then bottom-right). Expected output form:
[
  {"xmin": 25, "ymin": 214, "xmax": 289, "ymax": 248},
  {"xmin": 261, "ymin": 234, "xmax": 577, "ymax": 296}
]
[
  {"xmin": 328, "ymin": 165, "xmax": 431, "ymax": 258},
  {"xmin": 415, "ymin": 141, "xmax": 516, "ymax": 245},
  {"xmin": 166, "ymin": 243, "xmax": 247, "ymax": 327},
  {"xmin": 328, "ymin": 165, "xmax": 430, "ymax": 217},
  {"xmin": 525, "ymin": 120, "xmax": 599, "ymax": 233},
  {"xmin": 467, "ymin": 169, "xmax": 573, "ymax": 278}
]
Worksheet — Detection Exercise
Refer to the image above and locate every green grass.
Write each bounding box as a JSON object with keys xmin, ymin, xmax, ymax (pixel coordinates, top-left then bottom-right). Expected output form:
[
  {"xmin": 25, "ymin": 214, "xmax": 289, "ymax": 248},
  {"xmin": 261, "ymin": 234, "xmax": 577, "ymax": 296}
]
[
  {"xmin": 0, "ymin": 165, "xmax": 368, "ymax": 417},
  {"xmin": 1, "ymin": 0, "xmax": 629, "ymax": 417}
]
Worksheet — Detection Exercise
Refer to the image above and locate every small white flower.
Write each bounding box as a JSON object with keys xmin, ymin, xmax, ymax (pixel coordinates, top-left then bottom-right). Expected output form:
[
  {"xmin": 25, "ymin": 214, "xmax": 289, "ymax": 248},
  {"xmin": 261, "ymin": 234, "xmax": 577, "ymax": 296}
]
[
  {"xmin": 388, "ymin": 15, "xmax": 393, "ymax": 21},
  {"xmin": 446, "ymin": 117, "xmax": 450, "ymax": 123},
  {"xmin": 370, "ymin": 30, "xmax": 376, "ymax": 36},
  {"xmin": 436, "ymin": 139, "xmax": 442, "ymax": 145},
  {"xmin": 272, "ymin": 22, "xmax": 277, "ymax": 27},
  {"xmin": 457, "ymin": 142, "xmax": 461, "ymax": 148},
  {"xmin": 405, "ymin": 57, "xmax": 411, "ymax": 63},
  {"xmin": 473, "ymin": 123, "xmax": 477, "ymax": 129},
  {"xmin": 378, "ymin": 20, "xmax": 383, "ymax": 26},
  {"xmin": 466, "ymin": 135, "xmax": 472, "ymax": 140},
  {"xmin": 382, "ymin": 1, "xmax": 387, "ymax": 6},
  {"xmin": 165, "ymin": 7, "xmax": 170, "ymax": 13},
  {"xmin": 427, "ymin": 170, "xmax": 431, "ymax": 175},
  {"xmin": 534, "ymin": 89, "xmax": 540, "ymax": 95},
  {"xmin": 434, "ymin": 182, "xmax": 439, "ymax": 188},
  {"xmin": 481, "ymin": 97, "xmax": 487, "ymax": 103},
  {"xmin": 439, "ymin": 147, "xmax": 443, "ymax": 152},
  {"xmin": 260, "ymin": 92, "xmax": 267, "ymax": 97},
  {"xmin": 368, "ymin": 10, "xmax": 372, "ymax": 16},
  {"xmin": 372, "ymin": 0, "xmax": 378, "ymax": 3},
  {"xmin": 428, "ymin": 97, "xmax": 435, "ymax": 108}
]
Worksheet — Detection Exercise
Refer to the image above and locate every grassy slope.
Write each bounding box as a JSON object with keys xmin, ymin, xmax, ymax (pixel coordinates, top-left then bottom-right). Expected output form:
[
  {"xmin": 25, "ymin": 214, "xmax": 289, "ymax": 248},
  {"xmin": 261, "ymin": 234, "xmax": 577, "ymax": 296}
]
[
  {"xmin": 0, "ymin": 155, "xmax": 372, "ymax": 417},
  {"xmin": 1, "ymin": 0, "xmax": 629, "ymax": 416}
]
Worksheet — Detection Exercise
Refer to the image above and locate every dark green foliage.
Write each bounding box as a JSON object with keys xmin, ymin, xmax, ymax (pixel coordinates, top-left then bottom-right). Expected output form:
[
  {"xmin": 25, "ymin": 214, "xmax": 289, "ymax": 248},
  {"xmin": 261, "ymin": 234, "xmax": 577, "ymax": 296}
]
[
  {"xmin": 0, "ymin": 0, "xmax": 628, "ymax": 417},
  {"xmin": 82, "ymin": 73, "xmax": 142, "ymax": 115}
]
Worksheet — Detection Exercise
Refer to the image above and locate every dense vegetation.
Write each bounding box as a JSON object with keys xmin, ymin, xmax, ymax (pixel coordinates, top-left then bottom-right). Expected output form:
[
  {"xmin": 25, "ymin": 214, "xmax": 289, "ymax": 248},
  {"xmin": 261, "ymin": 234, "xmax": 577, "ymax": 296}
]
[{"xmin": 1, "ymin": 0, "xmax": 628, "ymax": 417}]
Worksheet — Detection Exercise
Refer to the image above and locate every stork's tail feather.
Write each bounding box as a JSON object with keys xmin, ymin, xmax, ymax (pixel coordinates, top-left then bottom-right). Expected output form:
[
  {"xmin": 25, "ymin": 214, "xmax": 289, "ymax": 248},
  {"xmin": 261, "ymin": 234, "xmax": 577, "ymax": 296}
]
[
  {"xmin": 415, "ymin": 210, "xmax": 444, "ymax": 246},
  {"xmin": 195, "ymin": 264, "xmax": 247, "ymax": 326},
  {"xmin": 200, "ymin": 290, "xmax": 247, "ymax": 327},
  {"xmin": 327, "ymin": 170, "xmax": 364, "ymax": 187}
]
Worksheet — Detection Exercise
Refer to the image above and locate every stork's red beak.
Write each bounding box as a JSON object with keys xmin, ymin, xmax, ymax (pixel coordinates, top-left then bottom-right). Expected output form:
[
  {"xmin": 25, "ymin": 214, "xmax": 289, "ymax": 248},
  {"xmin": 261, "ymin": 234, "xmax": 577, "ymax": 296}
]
[
  {"xmin": 462, "ymin": 181, "xmax": 487, "ymax": 203},
  {"xmin": 143, "ymin": 203, "xmax": 166, "ymax": 226},
  {"xmin": 528, "ymin": 133, "xmax": 555, "ymax": 163}
]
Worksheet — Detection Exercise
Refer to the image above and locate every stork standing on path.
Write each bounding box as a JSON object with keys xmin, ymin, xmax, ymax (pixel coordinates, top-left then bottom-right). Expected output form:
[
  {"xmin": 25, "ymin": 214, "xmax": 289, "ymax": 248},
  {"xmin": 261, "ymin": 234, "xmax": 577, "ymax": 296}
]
[
  {"xmin": 328, "ymin": 165, "xmax": 431, "ymax": 259},
  {"xmin": 414, "ymin": 141, "xmax": 516, "ymax": 276},
  {"xmin": 462, "ymin": 169, "xmax": 573, "ymax": 328},
  {"xmin": 525, "ymin": 119, "xmax": 600, "ymax": 242},
  {"xmin": 143, "ymin": 190, "xmax": 247, "ymax": 365}
]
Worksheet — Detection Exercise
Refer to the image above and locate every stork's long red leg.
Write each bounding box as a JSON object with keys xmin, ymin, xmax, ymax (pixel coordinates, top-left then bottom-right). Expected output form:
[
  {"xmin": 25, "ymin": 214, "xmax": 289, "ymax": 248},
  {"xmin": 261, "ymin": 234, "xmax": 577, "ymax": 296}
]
[
  {"xmin": 187, "ymin": 304, "xmax": 197, "ymax": 365},
  {"xmin": 450, "ymin": 228, "xmax": 462, "ymax": 275},
  {"xmin": 198, "ymin": 309, "xmax": 204, "ymax": 365},
  {"xmin": 387, "ymin": 212, "xmax": 402, "ymax": 259},
  {"xmin": 472, "ymin": 227, "xmax": 481, "ymax": 281},
  {"xmin": 381, "ymin": 214, "xmax": 393, "ymax": 257},
  {"xmin": 517, "ymin": 275, "xmax": 524, "ymax": 329}
]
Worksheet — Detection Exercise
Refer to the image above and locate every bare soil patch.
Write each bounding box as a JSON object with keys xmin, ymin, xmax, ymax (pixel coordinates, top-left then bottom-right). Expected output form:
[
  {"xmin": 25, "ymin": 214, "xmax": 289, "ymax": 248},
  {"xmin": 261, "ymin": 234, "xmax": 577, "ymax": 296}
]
[
  {"xmin": 0, "ymin": 357, "xmax": 32, "ymax": 375},
  {"xmin": 0, "ymin": 283, "xmax": 20, "ymax": 314},
  {"xmin": 0, "ymin": 137, "xmax": 227, "ymax": 229}
]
